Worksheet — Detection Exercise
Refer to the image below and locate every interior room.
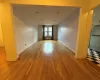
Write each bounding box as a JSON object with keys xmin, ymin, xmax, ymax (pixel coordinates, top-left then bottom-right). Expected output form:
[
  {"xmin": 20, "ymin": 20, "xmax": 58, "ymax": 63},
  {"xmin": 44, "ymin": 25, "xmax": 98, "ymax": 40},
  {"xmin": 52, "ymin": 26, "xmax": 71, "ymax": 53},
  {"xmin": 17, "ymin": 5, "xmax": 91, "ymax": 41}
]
[
  {"xmin": 87, "ymin": 5, "xmax": 100, "ymax": 67},
  {"xmin": 12, "ymin": 4, "xmax": 80, "ymax": 55},
  {"xmin": 0, "ymin": 0, "xmax": 100, "ymax": 79}
]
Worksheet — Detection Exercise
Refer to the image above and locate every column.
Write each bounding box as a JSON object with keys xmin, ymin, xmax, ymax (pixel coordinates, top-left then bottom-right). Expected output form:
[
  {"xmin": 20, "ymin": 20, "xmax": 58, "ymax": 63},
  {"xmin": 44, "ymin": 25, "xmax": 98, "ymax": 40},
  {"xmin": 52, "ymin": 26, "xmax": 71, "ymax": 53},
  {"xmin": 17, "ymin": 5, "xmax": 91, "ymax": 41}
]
[
  {"xmin": 75, "ymin": 8, "xmax": 93, "ymax": 59},
  {"xmin": 0, "ymin": 1, "xmax": 17, "ymax": 61}
]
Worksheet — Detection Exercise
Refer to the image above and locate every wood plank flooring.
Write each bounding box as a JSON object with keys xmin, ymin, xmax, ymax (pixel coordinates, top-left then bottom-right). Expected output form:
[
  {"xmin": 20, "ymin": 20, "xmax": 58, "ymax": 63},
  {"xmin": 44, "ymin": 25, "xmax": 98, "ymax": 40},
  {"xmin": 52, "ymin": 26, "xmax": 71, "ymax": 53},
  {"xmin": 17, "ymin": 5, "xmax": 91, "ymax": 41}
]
[{"xmin": 0, "ymin": 41, "xmax": 100, "ymax": 80}]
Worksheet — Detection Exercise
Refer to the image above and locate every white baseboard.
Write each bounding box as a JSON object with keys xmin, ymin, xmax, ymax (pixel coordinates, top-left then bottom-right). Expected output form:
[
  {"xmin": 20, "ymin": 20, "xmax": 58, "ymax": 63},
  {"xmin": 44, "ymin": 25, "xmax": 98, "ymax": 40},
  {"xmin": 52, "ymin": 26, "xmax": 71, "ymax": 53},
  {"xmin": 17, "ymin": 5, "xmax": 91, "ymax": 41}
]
[
  {"xmin": 58, "ymin": 40, "xmax": 75, "ymax": 54},
  {"xmin": 17, "ymin": 41, "xmax": 37, "ymax": 59}
]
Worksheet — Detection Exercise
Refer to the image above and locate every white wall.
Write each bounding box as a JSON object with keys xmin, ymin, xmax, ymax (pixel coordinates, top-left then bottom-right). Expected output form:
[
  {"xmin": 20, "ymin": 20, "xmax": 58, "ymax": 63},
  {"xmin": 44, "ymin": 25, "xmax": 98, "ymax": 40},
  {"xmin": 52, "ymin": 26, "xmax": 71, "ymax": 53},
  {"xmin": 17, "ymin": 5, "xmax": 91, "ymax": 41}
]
[
  {"xmin": 58, "ymin": 9, "xmax": 79, "ymax": 53},
  {"xmin": 92, "ymin": 6, "xmax": 100, "ymax": 25},
  {"xmin": 13, "ymin": 16, "xmax": 38, "ymax": 55},
  {"xmin": 38, "ymin": 25, "xmax": 43, "ymax": 41},
  {"xmin": 53, "ymin": 25, "xmax": 58, "ymax": 40}
]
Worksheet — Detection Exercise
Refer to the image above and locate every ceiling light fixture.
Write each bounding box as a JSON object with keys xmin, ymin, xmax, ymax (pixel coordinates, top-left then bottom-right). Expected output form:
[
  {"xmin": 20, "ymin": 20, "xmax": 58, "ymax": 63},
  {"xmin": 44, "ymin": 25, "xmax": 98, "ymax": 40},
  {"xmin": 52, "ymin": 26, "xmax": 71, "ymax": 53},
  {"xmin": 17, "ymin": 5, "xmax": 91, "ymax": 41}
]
[
  {"xmin": 57, "ymin": 12, "xmax": 59, "ymax": 14},
  {"xmin": 36, "ymin": 12, "xmax": 39, "ymax": 14}
]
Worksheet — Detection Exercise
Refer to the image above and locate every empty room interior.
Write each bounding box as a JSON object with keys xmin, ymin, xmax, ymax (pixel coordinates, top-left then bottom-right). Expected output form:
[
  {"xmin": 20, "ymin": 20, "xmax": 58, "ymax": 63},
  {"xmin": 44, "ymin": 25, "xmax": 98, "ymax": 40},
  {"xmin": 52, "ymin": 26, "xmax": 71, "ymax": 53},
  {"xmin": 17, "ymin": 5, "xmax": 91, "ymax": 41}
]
[{"xmin": 0, "ymin": 0, "xmax": 100, "ymax": 80}]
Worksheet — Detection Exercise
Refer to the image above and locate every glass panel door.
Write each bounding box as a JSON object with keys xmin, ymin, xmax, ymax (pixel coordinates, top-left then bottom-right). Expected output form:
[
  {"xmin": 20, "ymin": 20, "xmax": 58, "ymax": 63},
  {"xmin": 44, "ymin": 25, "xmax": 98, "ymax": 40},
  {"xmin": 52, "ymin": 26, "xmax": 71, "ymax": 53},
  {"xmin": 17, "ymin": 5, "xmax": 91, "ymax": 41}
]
[
  {"xmin": 48, "ymin": 27, "xmax": 52, "ymax": 37},
  {"xmin": 43, "ymin": 26, "xmax": 53, "ymax": 40}
]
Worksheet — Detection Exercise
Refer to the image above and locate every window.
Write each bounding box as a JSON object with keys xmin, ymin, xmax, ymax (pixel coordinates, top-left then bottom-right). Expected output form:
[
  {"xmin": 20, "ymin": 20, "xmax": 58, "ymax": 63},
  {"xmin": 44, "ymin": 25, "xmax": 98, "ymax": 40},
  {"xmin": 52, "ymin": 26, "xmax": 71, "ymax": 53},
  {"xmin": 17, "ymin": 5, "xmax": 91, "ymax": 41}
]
[
  {"xmin": 45, "ymin": 27, "xmax": 47, "ymax": 31},
  {"xmin": 49, "ymin": 27, "xmax": 52, "ymax": 31},
  {"xmin": 49, "ymin": 31, "xmax": 52, "ymax": 36},
  {"xmin": 45, "ymin": 31, "xmax": 47, "ymax": 36},
  {"xmin": 44, "ymin": 26, "xmax": 52, "ymax": 37}
]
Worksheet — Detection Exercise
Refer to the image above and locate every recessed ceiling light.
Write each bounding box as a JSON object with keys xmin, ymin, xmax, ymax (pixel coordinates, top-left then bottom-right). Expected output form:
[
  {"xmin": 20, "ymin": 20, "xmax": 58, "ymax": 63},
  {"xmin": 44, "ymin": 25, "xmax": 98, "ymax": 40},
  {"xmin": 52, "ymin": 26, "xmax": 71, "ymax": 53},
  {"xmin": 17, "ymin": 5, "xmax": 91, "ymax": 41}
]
[
  {"xmin": 57, "ymin": 12, "xmax": 59, "ymax": 14},
  {"xmin": 36, "ymin": 12, "xmax": 39, "ymax": 14}
]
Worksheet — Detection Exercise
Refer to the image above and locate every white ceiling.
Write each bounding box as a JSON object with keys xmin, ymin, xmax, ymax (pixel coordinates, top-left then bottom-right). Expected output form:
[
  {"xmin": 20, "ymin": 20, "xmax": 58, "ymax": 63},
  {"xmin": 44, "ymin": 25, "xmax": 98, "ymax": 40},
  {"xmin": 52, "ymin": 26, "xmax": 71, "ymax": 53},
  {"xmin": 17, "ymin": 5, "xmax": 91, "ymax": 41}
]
[{"xmin": 12, "ymin": 5, "xmax": 79, "ymax": 26}]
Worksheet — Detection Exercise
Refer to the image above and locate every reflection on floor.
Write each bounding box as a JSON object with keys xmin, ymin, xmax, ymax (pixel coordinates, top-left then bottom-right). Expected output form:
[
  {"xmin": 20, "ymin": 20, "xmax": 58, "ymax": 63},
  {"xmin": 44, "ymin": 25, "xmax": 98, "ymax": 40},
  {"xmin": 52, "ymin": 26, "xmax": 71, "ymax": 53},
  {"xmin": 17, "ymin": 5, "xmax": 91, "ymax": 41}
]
[
  {"xmin": 87, "ymin": 49, "xmax": 100, "ymax": 67},
  {"xmin": 0, "ymin": 41, "xmax": 100, "ymax": 80}
]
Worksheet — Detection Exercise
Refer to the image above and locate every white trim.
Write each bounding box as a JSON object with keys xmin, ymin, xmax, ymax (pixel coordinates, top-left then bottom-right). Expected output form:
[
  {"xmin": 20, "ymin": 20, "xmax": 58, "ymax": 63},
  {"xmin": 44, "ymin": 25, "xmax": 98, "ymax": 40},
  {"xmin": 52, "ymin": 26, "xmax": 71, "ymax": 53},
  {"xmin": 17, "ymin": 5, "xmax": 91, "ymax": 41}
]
[
  {"xmin": 58, "ymin": 40, "xmax": 76, "ymax": 54},
  {"xmin": 17, "ymin": 41, "xmax": 37, "ymax": 59}
]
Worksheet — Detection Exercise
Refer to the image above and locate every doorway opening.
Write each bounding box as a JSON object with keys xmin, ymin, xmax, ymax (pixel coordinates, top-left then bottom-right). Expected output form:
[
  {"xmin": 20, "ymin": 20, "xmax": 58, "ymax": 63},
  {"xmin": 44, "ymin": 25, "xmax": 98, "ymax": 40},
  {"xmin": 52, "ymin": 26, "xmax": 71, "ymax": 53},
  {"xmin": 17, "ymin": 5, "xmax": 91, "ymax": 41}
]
[
  {"xmin": 87, "ymin": 5, "xmax": 100, "ymax": 67},
  {"xmin": 43, "ymin": 25, "xmax": 53, "ymax": 40}
]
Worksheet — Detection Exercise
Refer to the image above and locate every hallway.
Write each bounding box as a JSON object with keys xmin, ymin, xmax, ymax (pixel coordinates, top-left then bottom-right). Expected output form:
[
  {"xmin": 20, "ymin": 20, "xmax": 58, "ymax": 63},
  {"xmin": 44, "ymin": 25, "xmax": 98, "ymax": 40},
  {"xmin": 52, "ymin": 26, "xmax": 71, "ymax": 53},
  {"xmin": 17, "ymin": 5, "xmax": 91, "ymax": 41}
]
[{"xmin": 0, "ymin": 41, "xmax": 100, "ymax": 80}]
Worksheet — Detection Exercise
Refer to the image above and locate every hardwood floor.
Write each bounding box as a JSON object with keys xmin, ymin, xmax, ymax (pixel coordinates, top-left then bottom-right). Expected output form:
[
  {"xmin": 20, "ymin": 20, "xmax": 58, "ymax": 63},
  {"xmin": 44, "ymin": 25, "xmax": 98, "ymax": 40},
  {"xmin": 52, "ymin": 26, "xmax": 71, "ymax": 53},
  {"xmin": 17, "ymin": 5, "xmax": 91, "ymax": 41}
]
[
  {"xmin": 0, "ymin": 47, "xmax": 6, "ymax": 65},
  {"xmin": 0, "ymin": 41, "xmax": 100, "ymax": 80}
]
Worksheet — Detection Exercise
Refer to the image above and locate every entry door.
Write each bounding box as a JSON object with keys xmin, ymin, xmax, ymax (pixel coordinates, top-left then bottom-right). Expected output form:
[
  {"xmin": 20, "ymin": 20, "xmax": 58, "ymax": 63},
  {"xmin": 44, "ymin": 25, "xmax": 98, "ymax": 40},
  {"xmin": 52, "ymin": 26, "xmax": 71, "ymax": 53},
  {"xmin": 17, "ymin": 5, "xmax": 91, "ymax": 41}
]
[{"xmin": 43, "ymin": 26, "xmax": 53, "ymax": 40}]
